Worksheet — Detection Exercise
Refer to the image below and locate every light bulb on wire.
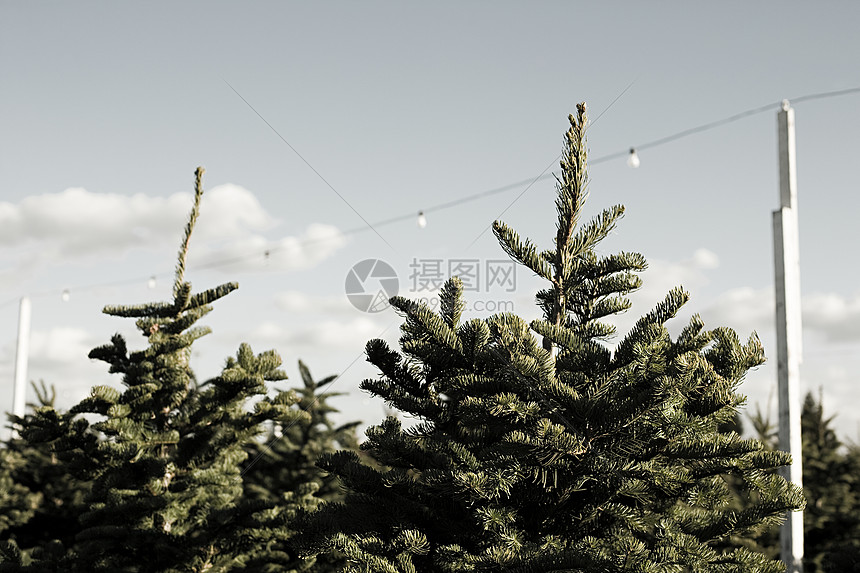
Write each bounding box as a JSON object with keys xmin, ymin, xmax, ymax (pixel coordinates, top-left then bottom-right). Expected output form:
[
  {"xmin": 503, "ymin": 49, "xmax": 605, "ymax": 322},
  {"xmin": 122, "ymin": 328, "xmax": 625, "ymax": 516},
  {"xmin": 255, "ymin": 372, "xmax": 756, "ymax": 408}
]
[
  {"xmin": 417, "ymin": 211, "xmax": 427, "ymax": 228},
  {"xmin": 61, "ymin": 289, "xmax": 70, "ymax": 302},
  {"xmin": 627, "ymin": 148, "xmax": 640, "ymax": 168},
  {"xmin": 148, "ymin": 276, "xmax": 157, "ymax": 289}
]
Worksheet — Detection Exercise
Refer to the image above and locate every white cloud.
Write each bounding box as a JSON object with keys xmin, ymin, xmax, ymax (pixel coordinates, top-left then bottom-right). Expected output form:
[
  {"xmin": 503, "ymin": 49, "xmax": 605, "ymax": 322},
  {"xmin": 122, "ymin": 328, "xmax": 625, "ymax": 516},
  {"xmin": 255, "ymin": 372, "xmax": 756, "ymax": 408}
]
[
  {"xmin": 0, "ymin": 184, "xmax": 275, "ymax": 259},
  {"xmin": 600, "ymin": 249, "xmax": 718, "ymax": 340},
  {"xmin": 252, "ymin": 322, "xmax": 287, "ymax": 341},
  {"xmin": 694, "ymin": 289, "xmax": 860, "ymax": 343},
  {"xmin": 632, "ymin": 253, "xmax": 713, "ymax": 307},
  {"xmin": 191, "ymin": 224, "xmax": 347, "ymax": 273},
  {"xmin": 688, "ymin": 248, "xmax": 720, "ymax": 270},
  {"xmin": 0, "ymin": 185, "xmax": 350, "ymax": 278},
  {"xmin": 0, "ymin": 326, "xmax": 112, "ymax": 410},
  {"xmin": 27, "ymin": 326, "xmax": 98, "ymax": 366},
  {"xmin": 678, "ymin": 288, "xmax": 860, "ymax": 440},
  {"xmin": 699, "ymin": 286, "xmax": 774, "ymax": 336},
  {"xmin": 195, "ymin": 184, "xmax": 276, "ymax": 240},
  {"xmin": 802, "ymin": 292, "xmax": 860, "ymax": 341}
]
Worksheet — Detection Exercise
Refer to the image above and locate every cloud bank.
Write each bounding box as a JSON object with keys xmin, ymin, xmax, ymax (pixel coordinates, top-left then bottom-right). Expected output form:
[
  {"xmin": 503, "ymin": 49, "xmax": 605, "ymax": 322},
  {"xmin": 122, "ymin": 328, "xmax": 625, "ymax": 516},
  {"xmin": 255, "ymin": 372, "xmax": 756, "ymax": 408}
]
[
  {"xmin": 0, "ymin": 184, "xmax": 347, "ymax": 274},
  {"xmin": 0, "ymin": 184, "xmax": 271, "ymax": 256}
]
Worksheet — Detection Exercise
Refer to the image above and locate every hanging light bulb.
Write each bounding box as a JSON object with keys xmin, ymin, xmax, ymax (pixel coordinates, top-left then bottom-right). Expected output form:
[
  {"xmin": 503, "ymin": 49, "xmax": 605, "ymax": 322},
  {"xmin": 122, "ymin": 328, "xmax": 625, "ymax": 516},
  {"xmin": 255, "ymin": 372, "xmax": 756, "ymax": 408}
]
[
  {"xmin": 417, "ymin": 211, "xmax": 427, "ymax": 228},
  {"xmin": 61, "ymin": 289, "xmax": 70, "ymax": 302},
  {"xmin": 627, "ymin": 148, "xmax": 640, "ymax": 168},
  {"xmin": 148, "ymin": 276, "xmax": 157, "ymax": 289}
]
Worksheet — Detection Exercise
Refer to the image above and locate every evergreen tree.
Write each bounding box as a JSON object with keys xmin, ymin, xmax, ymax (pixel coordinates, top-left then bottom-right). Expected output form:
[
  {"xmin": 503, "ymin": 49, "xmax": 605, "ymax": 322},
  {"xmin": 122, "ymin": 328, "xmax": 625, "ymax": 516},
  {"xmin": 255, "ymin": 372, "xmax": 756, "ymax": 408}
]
[
  {"xmin": 751, "ymin": 392, "xmax": 860, "ymax": 572},
  {"xmin": 714, "ymin": 413, "xmax": 781, "ymax": 562},
  {"xmin": 798, "ymin": 392, "xmax": 860, "ymax": 572},
  {"xmin": 0, "ymin": 168, "xmax": 318, "ymax": 572},
  {"xmin": 241, "ymin": 360, "xmax": 360, "ymax": 571},
  {"xmin": 243, "ymin": 361, "xmax": 359, "ymax": 506},
  {"xmin": 0, "ymin": 383, "xmax": 91, "ymax": 566},
  {"xmin": 300, "ymin": 104, "xmax": 804, "ymax": 572}
]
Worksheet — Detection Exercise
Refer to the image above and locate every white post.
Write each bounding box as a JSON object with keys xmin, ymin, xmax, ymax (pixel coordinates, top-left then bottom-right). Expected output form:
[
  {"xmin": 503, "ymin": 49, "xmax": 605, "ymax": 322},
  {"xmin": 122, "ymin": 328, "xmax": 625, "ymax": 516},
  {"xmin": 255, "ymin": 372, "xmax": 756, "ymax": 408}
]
[
  {"xmin": 12, "ymin": 296, "xmax": 32, "ymax": 435},
  {"xmin": 773, "ymin": 100, "xmax": 804, "ymax": 573}
]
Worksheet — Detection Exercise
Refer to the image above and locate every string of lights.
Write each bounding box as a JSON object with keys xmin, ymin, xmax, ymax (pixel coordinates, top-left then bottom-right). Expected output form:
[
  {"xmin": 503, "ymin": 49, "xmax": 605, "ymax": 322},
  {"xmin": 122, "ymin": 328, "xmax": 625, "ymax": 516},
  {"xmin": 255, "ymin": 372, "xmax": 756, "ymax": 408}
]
[{"xmin": 2, "ymin": 86, "xmax": 859, "ymax": 308}]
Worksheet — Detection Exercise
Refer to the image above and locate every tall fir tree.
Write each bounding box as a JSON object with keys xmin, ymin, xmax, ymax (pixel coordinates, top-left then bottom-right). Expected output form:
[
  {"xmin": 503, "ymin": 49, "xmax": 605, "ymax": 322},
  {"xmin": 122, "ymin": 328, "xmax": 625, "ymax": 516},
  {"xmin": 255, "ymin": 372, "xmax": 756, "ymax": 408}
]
[
  {"xmin": 0, "ymin": 168, "xmax": 324, "ymax": 572},
  {"xmin": 751, "ymin": 392, "xmax": 860, "ymax": 572},
  {"xmin": 300, "ymin": 104, "xmax": 804, "ymax": 572}
]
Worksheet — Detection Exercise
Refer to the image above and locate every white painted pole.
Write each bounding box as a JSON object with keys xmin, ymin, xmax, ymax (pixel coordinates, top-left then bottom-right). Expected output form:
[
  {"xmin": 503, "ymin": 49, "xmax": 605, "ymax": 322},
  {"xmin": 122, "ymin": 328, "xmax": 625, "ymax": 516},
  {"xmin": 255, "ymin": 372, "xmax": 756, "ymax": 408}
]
[
  {"xmin": 773, "ymin": 99, "xmax": 804, "ymax": 573},
  {"xmin": 12, "ymin": 296, "xmax": 32, "ymax": 435}
]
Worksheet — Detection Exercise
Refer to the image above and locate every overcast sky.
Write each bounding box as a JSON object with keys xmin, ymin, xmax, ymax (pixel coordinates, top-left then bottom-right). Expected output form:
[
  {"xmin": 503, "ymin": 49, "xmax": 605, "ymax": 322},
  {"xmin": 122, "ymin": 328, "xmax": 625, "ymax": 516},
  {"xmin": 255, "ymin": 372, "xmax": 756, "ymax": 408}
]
[{"xmin": 2, "ymin": 2, "xmax": 859, "ymax": 441}]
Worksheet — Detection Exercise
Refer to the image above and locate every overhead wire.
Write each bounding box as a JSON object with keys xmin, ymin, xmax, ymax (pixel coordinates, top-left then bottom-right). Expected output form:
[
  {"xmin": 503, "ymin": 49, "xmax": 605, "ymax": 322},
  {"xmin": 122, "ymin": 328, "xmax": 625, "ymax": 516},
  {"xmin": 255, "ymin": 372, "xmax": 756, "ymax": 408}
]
[{"xmin": 3, "ymin": 85, "xmax": 860, "ymax": 307}]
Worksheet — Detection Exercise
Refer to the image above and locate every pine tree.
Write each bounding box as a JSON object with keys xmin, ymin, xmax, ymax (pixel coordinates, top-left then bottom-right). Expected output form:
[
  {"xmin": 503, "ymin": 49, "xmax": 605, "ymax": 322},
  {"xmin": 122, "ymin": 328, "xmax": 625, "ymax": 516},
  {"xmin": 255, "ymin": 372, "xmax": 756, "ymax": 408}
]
[
  {"xmin": 0, "ymin": 168, "xmax": 318, "ymax": 572},
  {"xmin": 797, "ymin": 392, "xmax": 860, "ymax": 572},
  {"xmin": 714, "ymin": 413, "xmax": 781, "ymax": 562},
  {"xmin": 243, "ymin": 361, "xmax": 359, "ymax": 505},
  {"xmin": 300, "ymin": 104, "xmax": 804, "ymax": 572},
  {"xmin": 0, "ymin": 383, "xmax": 91, "ymax": 567},
  {"xmin": 241, "ymin": 360, "xmax": 360, "ymax": 571},
  {"xmin": 751, "ymin": 392, "xmax": 860, "ymax": 572}
]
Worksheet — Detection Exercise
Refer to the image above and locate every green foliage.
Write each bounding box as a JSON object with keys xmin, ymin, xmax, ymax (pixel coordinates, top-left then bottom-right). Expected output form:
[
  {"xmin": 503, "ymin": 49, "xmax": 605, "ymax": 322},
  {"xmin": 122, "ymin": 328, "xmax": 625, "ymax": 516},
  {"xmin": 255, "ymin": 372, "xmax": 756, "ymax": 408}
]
[
  {"xmin": 751, "ymin": 392, "xmax": 860, "ymax": 572},
  {"xmin": 243, "ymin": 361, "xmax": 359, "ymax": 506},
  {"xmin": 0, "ymin": 168, "xmax": 349, "ymax": 572},
  {"xmin": 0, "ymin": 382, "xmax": 90, "ymax": 570},
  {"xmin": 799, "ymin": 393, "xmax": 860, "ymax": 572},
  {"xmin": 300, "ymin": 105, "xmax": 804, "ymax": 572},
  {"xmin": 241, "ymin": 361, "xmax": 360, "ymax": 571}
]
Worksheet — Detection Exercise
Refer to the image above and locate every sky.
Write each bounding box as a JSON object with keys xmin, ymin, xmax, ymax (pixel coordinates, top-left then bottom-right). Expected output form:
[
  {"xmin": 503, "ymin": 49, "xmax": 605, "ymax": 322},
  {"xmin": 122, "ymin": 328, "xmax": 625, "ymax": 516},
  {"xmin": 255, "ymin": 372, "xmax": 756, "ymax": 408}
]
[{"xmin": 2, "ymin": 2, "xmax": 859, "ymax": 442}]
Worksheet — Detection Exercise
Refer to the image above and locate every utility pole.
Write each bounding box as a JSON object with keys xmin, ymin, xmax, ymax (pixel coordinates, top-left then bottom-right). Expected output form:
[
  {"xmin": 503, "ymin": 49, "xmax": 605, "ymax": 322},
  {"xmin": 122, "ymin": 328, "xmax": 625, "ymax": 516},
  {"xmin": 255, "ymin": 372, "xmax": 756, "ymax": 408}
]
[
  {"xmin": 773, "ymin": 99, "xmax": 804, "ymax": 573},
  {"xmin": 12, "ymin": 296, "xmax": 32, "ymax": 438}
]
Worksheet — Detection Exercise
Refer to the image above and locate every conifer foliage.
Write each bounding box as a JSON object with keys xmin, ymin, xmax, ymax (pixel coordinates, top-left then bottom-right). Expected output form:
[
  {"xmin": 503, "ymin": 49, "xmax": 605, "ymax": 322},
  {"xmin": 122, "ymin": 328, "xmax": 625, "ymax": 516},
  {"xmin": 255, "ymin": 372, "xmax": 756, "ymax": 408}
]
[
  {"xmin": 301, "ymin": 104, "xmax": 804, "ymax": 572},
  {"xmin": 0, "ymin": 169, "xmax": 320, "ymax": 572},
  {"xmin": 241, "ymin": 361, "xmax": 360, "ymax": 572},
  {"xmin": 1, "ymin": 382, "xmax": 91, "ymax": 566},
  {"xmin": 243, "ymin": 361, "xmax": 359, "ymax": 506},
  {"xmin": 751, "ymin": 393, "xmax": 860, "ymax": 572},
  {"xmin": 798, "ymin": 393, "xmax": 860, "ymax": 572}
]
